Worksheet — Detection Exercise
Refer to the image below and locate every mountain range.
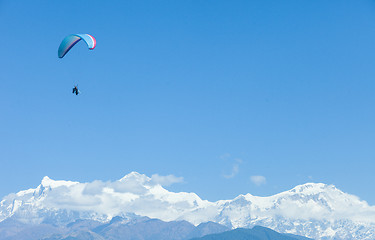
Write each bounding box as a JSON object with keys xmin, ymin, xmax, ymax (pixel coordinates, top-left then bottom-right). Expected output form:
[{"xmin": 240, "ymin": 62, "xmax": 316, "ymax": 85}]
[
  {"xmin": 0, "ymin": 216, "xmax": 230, "ymax": 240},
  {"xmin": 1, "ymin": 172, "xmax": 375, "ymax": 239}
]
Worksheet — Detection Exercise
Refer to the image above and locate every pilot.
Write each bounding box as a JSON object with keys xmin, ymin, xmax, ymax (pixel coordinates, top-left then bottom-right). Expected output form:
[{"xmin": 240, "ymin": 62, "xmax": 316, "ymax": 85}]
[{"xmin": 72, "ymin": 86, "xmax": 79, "ymax": 95}]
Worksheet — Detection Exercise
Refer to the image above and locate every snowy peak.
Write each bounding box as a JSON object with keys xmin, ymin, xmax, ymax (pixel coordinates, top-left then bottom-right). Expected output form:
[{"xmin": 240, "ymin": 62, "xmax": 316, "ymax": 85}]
[
  {"xmin": 119, "ymin": 172, "xmax": 151, "ymax": 185},
  {"xmin": 289, "ymin": 182, "xmax": 331, "ymax": 194},
  {"xmin": 286, "ymin": 183, "xmax": 341, "ymax": 197},
  {"xmin": 234, "ymin": 183, "xmax": 337, "ymax": 208},
  {"xmin": 40, "ymin": 176, "xmax": 78, "ymax": 188},
  {"xmin": 41, "ymin": 176, "xmax": 53, "ymax": 186}
]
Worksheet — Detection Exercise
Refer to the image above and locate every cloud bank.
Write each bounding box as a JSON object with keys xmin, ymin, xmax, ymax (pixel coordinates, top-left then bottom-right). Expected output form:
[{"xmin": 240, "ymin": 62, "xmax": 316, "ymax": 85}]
[{"xmin": 151, "ymin": 174, "xmax": 184, "ymax": 186}]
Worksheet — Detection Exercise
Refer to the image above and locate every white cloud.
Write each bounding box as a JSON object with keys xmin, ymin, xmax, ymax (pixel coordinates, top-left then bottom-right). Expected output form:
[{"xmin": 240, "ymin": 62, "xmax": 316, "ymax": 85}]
[
  {"xmin": 220, "ymin": 153, "xmax": 231, "ymax": 160},
  {"xmin": 223, "ymin": 164, "xmax": 239, "ymax": 179},
  {"xmin": 223, "ymin": 159, "xmax": 242, "ymax": 179},
  {"xmin": 111, "ymin": 180, "xmax": 149, "ymax": 194},
  {"xmin": 150, "ymin": 174, "xmax": 184, "ymax": 186},
  {"xmin": 250, "ymin": 175, "xmax": 266, "ymax": 186}
]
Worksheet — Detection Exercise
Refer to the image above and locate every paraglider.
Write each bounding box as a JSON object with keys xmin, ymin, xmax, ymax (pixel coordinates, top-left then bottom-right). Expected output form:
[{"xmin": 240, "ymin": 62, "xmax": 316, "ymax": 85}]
[
  {"xmin": 58, "ymin": 34, "xmax": 96, "ymax": 58},
  {"xmin": 58, "ymin": 34, "xmax": 96, "ymax": 95}
]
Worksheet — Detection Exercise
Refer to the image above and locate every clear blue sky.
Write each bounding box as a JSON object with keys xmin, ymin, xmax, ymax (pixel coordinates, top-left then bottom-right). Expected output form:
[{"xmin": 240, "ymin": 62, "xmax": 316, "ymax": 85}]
[{"xmin": 1, "ymin": 0, "xmax": 375, "ymax": 204}]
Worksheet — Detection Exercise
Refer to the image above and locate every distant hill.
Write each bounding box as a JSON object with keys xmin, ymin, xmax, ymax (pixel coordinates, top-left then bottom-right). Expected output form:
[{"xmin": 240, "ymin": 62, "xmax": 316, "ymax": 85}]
[
  {"xmin": 0, "ymin": 218, "xmax": 312, "ymax": 240},
  {"xmin": 0, "ymin": 217, "xmax": 229, "ymax": 240},
  {"xmin": 190, "ymin": 226, "xmax": 313, "ymax": 240}
]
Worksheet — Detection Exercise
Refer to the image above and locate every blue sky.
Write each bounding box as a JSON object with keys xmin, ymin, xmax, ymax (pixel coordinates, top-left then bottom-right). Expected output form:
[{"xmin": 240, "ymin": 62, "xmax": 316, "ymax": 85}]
[{"xmin": 1, "ymin": 0, "xmax": 375, "ymax": 204}]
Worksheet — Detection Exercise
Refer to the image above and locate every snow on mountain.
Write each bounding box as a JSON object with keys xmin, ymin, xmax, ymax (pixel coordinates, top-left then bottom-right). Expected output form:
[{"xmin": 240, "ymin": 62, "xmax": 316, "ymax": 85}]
[
  {"xmin": 217, "ymin": 182, "xmax": 375, "ymax": 226},
  {"xmin": 0, "ymin": 172, "xmax": 212, "ymax": 225},
  {"xmin": 213, "ymin": 183, "xmax": 375, "ymax": 239},
  {"xmin": 1, "ymin": 172, "xmax": 375, "ymax": 239}
]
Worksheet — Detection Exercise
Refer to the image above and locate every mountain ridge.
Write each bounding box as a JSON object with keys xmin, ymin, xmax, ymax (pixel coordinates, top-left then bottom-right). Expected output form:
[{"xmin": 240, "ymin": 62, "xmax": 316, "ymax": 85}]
[
  {"xmin": 190, "ymin": 226, "xmax": 313, "ymax": 240},
  {"xmin": 1, "ymin": 172, "xmax": 375, "ymax": 239}
]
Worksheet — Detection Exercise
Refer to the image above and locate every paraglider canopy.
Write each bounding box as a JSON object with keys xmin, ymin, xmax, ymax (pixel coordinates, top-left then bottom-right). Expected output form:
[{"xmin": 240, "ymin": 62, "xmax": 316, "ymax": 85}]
[{"xmin": 58, "ymin": 34, "xmax": 96, "ymax": 58}]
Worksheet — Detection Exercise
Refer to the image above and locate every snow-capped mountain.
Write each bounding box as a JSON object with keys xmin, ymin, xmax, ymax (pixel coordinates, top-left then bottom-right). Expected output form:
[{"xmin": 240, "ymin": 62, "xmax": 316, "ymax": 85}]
[{"xmin": 1, "ymin": 172, "xmax": 375, "ymax": 240}]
